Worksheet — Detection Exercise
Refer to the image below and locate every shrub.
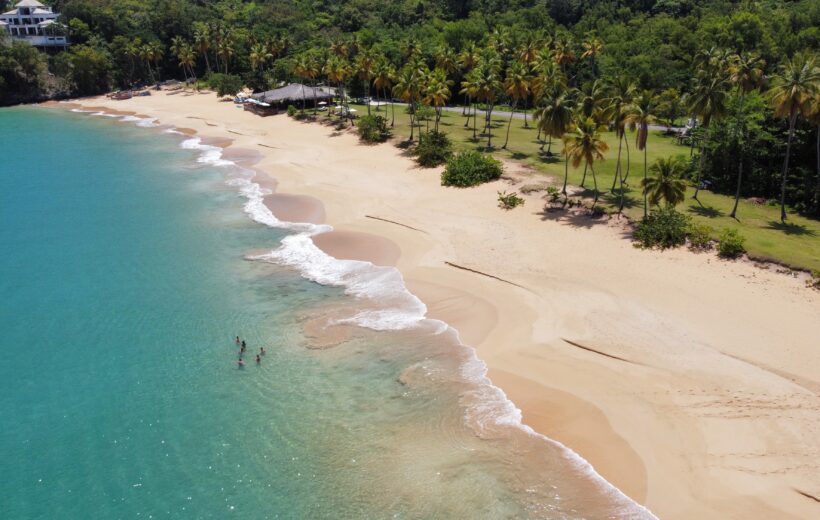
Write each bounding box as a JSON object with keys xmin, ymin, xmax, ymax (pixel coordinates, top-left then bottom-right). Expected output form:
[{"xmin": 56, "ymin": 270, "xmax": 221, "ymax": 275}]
[
  {"xmin": 633, "ymin": 206, "xmax": 689, "ymax": 249},
  {"xmin": 441, "ymin": 151, "xmax": 503, "ymax": 187},
  {"xmin": 717, "ymin": 228, "xmax": 746, "ymax": 258},
  {"xmin": 545, "ymin": 185, "xmax": 561, "ymax": 203},
  {"xmin": 208, "ymin": 73, "xmax": 243, "ymax": 97},
  {"xmin": 356, "ymin": 114, "xmax": 390, "ymax": 143},
  {"xmin": 415, "ymin": 130, "xmax": 452, "ymax": 167},
  {"xmin": 286, "ymin": 105, "xmax": 297, "ymax": 117},
  {"xmin": 807, "ymin": 270, "xmax": 820, "ymax": 290},
  {"xmin": 520, "ymin": 183, "xmax": 547, "ymax": 194},
  {"xmin": 497, "ymin": 191, "xmax": 525, "ymax": 210},
  {"xmin": 687, "ymin": 222, "xmax": 714, "ymax": 250}
]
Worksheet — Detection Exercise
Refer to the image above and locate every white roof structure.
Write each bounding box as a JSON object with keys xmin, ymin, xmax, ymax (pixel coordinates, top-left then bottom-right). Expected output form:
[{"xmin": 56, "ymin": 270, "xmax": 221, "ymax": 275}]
[{"xmin": 15, "ymin": 1, "xmax": 46, "ymax": 7}]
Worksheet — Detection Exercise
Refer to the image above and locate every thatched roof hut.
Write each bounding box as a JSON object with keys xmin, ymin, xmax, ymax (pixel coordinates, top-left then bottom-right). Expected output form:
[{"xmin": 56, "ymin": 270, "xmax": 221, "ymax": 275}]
[{"xmin": 251, "ymin": 84, "xmax": 335, "ymax": 105}]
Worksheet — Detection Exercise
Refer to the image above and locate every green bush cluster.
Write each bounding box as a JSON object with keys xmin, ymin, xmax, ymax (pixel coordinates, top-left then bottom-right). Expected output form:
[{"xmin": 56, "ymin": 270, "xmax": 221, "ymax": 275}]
[
  {"xmin": 207, "ymin": 73, "xmax": 243, "ymax": 97},
  {"xmin": 687, "ymin": 222, "xmax": 714, "ymax": 250},
  {"xmin": 441, "ymin": 151, "xmax": 503, "ymax": 187},
  {"xmin": 717, "ymin": 229, "xmax": 746, "ymax": 258},
  {"xmin": 356, "ymin": 115, "xmax": 390, "ymax": 143},
  {"xmin": 633, "ymin": 207, "xmax": 690, "ymax": 249},
  {"xmin": 414, "ymin": 130, "xmax": 453, "ymax": 167},
  {"xmin": 497, "ymin": 191, "xmax": 525, "ymax": 210},
  {"xmin": 286, "ymin": 105, "xmax": 298, "ymax": 117}
]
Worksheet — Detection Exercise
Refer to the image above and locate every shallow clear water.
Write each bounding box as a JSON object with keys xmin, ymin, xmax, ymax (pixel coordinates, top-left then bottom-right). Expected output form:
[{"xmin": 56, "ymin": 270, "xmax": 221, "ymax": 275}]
[{"xmin": 0, "ymin": 107, "xmax": 653, "ymax": 519}]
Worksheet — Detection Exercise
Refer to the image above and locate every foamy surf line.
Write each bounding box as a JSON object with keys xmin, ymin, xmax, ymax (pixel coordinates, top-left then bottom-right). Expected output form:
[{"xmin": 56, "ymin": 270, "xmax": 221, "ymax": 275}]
[{"xmin": 77, "ymin": 108, "xmax": 657, "ymax": 518}]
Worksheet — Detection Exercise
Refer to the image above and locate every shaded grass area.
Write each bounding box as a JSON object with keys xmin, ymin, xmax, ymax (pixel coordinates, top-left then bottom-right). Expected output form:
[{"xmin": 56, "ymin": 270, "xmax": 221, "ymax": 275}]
[{"xmin": 352, "ymin": 104, "xmax": 820, "ymax": 272}]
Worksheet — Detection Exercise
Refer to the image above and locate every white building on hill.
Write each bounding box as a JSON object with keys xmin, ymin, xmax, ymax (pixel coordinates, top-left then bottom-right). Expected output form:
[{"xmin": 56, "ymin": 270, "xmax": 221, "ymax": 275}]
[{"xmin": 0, "ymin": 0, "xmax": 68, "ymax": 47}]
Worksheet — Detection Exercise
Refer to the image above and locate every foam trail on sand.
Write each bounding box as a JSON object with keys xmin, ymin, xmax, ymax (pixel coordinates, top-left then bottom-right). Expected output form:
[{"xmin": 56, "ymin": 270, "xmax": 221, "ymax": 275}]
[{"xmin": 120, "ymin": 115, "xmax": 158, "ymax": 127}]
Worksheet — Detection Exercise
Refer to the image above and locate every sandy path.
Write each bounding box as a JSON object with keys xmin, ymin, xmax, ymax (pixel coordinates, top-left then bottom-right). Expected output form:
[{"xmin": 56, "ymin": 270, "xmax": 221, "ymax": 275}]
[{"xmin": 57, "ymin": 93, "xmax": 820, "ymax": 519}]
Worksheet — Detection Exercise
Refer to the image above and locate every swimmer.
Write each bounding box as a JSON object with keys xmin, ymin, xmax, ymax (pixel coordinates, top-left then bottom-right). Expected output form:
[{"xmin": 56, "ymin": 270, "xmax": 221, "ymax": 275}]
[
  {"xmin": 241, "ymin": 340, "xmax": 246, "ymax": 349},
  {"xmin": 237, "ymin": 358, "xmax": 245, "ymax": 367},
  {"xmin": 260, "ymin": 347, "xmax": 266, "ymax": 356},
  {"xmin": 255, "ymin": 354, "xmax": 261, "ymax": 364},
  {"xmin": 235, "ymin": 336, "xmax": 240, "ymax": 345}
]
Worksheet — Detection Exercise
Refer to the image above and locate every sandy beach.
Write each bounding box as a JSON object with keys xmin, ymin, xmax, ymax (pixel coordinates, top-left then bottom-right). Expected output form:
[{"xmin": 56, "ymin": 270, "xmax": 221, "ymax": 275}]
[{"xmin": 56, "ymin": 92, "xmax": 820, "ymax": 519}]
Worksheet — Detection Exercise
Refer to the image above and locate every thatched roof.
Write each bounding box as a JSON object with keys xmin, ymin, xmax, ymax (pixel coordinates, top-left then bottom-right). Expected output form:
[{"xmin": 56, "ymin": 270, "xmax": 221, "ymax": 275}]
[{"xmin": 252, "ymin": 83, "xmax": 335, "ymax": 104}]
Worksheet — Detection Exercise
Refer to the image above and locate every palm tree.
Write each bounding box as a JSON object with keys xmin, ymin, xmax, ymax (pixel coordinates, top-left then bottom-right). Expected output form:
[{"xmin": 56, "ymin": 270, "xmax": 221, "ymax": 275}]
[
  {"xmin": 423, "ymin": 68, "xmax": 452, "ymax": 132},
  {"xmin": 768, "ymin": 53, "xmax": 820, "ymax": 221},
  {"xmin": 534, "ymin": 86, "xmax": 573, "ymax": 156},
  {"xmin": 626, "ymin": 90, "xmax": 657, "ymax": 217},
  {"xmin": 325, "ymin": 56, "xmax": 352, "ymax": 120},
  {"xmin": 807, "ymin": 98, "xmax": 820, "ymax": 213},
  {"xmin": 355, "ymin": 50, "xmax": 376, "ymax": 115},
  {"xmin": 292, "ymin": 54, "xmax": 311, "ymax": 110},
  {"xmin": 460, "ymin": 73, "xmax": 479, "ymax": 139},
  {"xmin": 576, "ymin": 80, "xmax": 608, "ymax": 186},
  {"xmin": 564, "ymin": 116, "xmax": 609, "ymax": 203},
  {"xmin": 581, "ymin": 37, "xmax": 604, "ymax": 78},
  {"xmin": 458, "ymin": 43, "xmax": 480, "ymax": 120},
  {"xmin": 473, "ymin": 60, "xmax": 502, "ymax": 148},
  {"xmin": 606, "ymin": 76, "xmax": 637, "ymax": 204},
  {"xmin": 502, "ymin": 62, "xmax": 531, "ymax": 148},
  {"xmin": 373, "ymin": 59, "xmax": 395, "ymax": 124},
  {"xmin": 531, "ymin": 57, "xmax": 566, "ymax": 142},
  {"xmin": 192, "ymin": 22, "xmax": 211, "ymax": 74},
  {"xmin": 517, "ymin": 38, "xmax": 540, "ymax": 126},
  {"xmin": 124, "ymin": 38, "xmax": 142, "ymax": 84},
  {"xmin": 250, "ymin": 43, "xmax": 273, "ymax": 73},
  {"xmin": 643, "ymin": 156, "xmax": 688, "ymax": 208},
  {"xmin": 688, "ymin": 71, "xmax": 729, "ymax": 200},
  {"xmin": 727, "ymin": 52, "xmax": 765, "ymax": 218},
  {"xmin": 552, "ymin": 37, "xmax": 576, "ymax": 75},
  {"xmin": 393, "ymin": 65, "xmax": 424, "ymax": 140},
  {"xmin": 216, "ymin": 28, "xmax": 235, "ymax": 73}
]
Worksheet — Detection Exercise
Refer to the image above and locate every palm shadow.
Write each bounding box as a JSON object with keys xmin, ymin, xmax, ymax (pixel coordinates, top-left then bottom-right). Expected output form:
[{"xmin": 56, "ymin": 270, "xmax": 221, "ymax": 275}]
[
  {"xmin": 687, "ymin": 205, "xmax": 723, "ymax": 218},
  {"xmin": 766, "ymin": 220, "xmax": 817, "ymax": 236}
]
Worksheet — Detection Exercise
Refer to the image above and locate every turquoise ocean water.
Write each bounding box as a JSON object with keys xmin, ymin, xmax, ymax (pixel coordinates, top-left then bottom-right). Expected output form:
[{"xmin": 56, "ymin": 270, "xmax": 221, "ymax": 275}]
[{"xmin": 0, "ymin": 107, "xmax": 654, "ymax": 519}]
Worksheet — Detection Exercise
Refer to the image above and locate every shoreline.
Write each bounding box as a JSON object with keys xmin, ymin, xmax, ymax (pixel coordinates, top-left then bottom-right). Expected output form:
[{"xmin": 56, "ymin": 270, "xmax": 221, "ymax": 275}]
[{"xmin": 45, "ymin": 94, "xmax": 820, "ymax": 519}]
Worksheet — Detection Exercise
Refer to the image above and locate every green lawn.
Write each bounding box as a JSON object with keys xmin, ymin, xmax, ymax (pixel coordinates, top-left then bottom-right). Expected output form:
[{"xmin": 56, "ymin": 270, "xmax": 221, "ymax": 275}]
[{"xmin": 347, "ymin": 104, "xmax": 820, "ymax": 272}]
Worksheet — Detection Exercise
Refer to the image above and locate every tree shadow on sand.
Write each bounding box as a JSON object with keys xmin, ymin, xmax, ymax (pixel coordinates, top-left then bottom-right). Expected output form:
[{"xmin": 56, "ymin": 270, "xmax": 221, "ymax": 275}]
[{"xmin": 765, "ymin": 220, "xmax": 817, "ymax": 236}]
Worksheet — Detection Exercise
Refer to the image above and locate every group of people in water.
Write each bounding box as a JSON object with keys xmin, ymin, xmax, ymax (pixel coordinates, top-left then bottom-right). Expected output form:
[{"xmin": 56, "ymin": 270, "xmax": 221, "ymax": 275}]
[{"xmin": 235, "ymin": 336, "xmax": 265, "ymax": 368}]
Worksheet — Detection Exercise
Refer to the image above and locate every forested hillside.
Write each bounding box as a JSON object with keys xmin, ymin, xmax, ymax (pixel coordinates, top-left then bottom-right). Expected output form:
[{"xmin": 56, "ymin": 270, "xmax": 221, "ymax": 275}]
[{"xmin": 1, "ymin": 0, "xmax": 818, "ymax": 220}]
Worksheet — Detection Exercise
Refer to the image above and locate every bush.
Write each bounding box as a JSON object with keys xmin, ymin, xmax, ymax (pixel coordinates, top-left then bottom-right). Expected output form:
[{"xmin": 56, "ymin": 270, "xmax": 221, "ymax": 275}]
[
  {"xmin": 286, "ymin": 105, "xmax": 297, "ymax": 117},
  {"xmin": 208, "ymin": 73, "xmax": 243, "ymax": 97},
  {"xmin": 415, "ymin": 130, "xmax": 452, "ymax": 167},
  {"xmin": 441, "ymin": 151, "xmax": 503, "ymax": 187},
  {"xmin": 687, "ymin": 222, "xmax": 714, "ymax": 250},
  {"xmin": 497, "ymin": 190, "xmax": 525, "ymax": 210},
  {"xmin": 808, "ymin": 270, "xmax": 820, "ymax": 290},
  {"xmin": 545, "ymin": 185, "xmax": 561, "ymax": 203},
  {"xmin": 633, "ymin": 206, "xmax": 690, "ymax": 249},
  {"xmin": 356, "ymin": 114, "xmax": 390, "ymax": 143},
  {"xmin": 717, "ymin": 228, "xmax": 746, "ymax": 258}
]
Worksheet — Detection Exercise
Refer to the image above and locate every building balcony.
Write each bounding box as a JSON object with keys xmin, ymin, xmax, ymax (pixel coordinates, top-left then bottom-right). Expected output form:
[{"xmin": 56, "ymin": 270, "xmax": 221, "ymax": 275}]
[{"xmin": 12, "ymin": 34, "xmax": 68, "ymax": 46}]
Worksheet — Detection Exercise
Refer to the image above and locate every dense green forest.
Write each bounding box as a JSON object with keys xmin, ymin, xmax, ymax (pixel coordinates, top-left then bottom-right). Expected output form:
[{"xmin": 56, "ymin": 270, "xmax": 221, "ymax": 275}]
[{"xmin": 1, "ymin": 0, "xmax": 818, "ymax": 220}]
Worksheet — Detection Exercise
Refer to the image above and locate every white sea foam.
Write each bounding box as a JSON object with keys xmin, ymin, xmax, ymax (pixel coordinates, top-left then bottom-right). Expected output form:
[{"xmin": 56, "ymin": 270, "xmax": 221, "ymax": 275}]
[
  {"xmin": 120, "ymin": 115, "xmax": 158, "ymax": 127},
  {"xmin": 180, "ymin": 137, "xmax": 234, "ymax": 167}
]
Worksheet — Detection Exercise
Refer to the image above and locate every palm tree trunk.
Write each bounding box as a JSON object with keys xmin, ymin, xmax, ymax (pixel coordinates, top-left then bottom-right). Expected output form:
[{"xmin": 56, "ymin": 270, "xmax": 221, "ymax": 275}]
[
  {"xmin": 623, "ymin": 135, "xmax": 631, "ymax": 185},
  {"xmin": 581, "ymin": 162, "xmax": 588, "ymax": 187},
  {"xmin": 562, "ymin": 153, "xmax": 569, "ymax": 196},
  {"xmin": 472, "ymin": 103, "xmax": 477, "ymax": 140},
  {"xmin": 366, "ymin": 80, "xmax": 371, "ymax": 115},
  {"xmin": 730, "ymin": 157, "xmax": 744, "ymax": 219},
  {"xmin": 611, "ymin": 133, "xmax": 623, "ymax": 191},
  {"xmin": 590, "ymin": 162, "xmax": 599, "ymax": 204},
  {"xmin": 503, "ymin": 99, "xmax": 516, "ymax": 149},
  {"xmin": 464, "ymin": 96, "xmax": 471, "ymax": 127},
  {"xmin": 730, "ymin": 93, "xmax": 747, "ymax": 219},
  {"xmin": 693, "ymin": 138, "xmax": 707, "ymax": 200},
  {"xmin": 203, "ymin": 52, "xmax": 211, "ymax": 74},
  {"xmin": 523, "ymin": 98, "xmax": 528, "ymax": 128},
  {"xmin": 643, "ymin": 145, "xmax": 648, "ymax": 218},
  {"xmin": 486, "ymin": 104, "xmax": 494, "ymax": 148},
  {"xmin": 780, "ymin": 112, "xmax": 798, "ymax": 222},
  {"xmin": 409, "ymin": 101, "xmax": 415, "ymax": 141}
]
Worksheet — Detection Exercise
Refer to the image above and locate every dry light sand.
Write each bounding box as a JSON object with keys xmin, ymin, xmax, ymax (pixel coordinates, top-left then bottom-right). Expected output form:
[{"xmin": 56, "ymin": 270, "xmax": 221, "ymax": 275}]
[{"xmin": 56, "ymin": 91, "xmax": 820, "ymax": 519}]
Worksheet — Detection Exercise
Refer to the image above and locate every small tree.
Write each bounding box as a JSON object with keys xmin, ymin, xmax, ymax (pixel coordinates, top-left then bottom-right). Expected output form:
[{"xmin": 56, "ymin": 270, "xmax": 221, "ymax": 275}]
[
  {"xmin": 415, "ymin": 130, "xmax": 452, "ymax": 167},
  {"xmin": 356, "ymin": 114, "xmax": 390, "ymax": 143},
  {"xmin": 208, "ymin": 73, "xmax": 243, "ymax": 97}
]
